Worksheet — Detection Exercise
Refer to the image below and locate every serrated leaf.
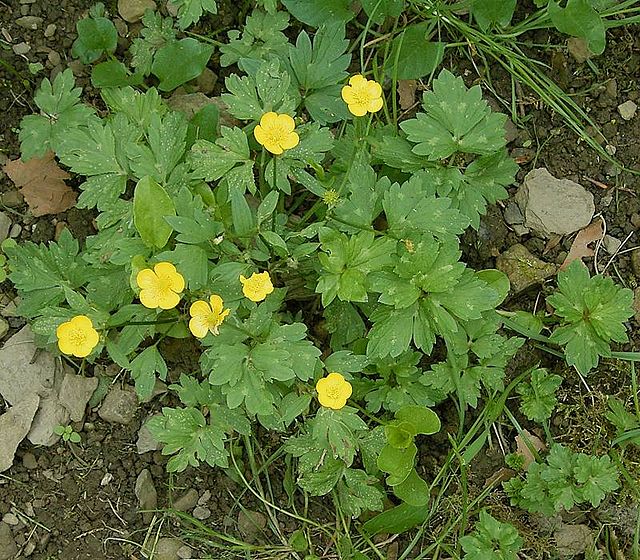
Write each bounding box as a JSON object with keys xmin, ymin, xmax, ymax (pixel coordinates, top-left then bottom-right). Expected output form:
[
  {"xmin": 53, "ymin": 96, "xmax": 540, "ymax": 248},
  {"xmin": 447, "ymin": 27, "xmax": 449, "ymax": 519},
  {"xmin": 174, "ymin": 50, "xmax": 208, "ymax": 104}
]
[
  {"xmin": 517, "ymin": 368, "xmax": 562, "ymax": 423},
  {"xmin": 130, "ymin": 346, "xmax": 167, "ymax": 400},
  {"xmin": 168, "ymin": 0, "xmax": 217, "ymax": 29},
  {"xmin": 338, "ymin": 468, "xmax": 385, "ymax": 518}
]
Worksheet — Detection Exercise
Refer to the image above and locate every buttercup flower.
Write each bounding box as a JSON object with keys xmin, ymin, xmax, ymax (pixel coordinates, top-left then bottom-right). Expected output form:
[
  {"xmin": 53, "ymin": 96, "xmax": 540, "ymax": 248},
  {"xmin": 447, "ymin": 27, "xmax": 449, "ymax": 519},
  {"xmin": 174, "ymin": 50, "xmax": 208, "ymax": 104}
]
[
  {"xmin": 136, "ymin": 262, "xmax": 185, "ymax": 310},
  {"xmin": 240, "ymin": 271, "xmax": 274, "ymax": 302},
  {"xmin": 254, "ymin": 112, "xmax": 299, "ymax": 155},
  {"xmin": 189, "ymin": 295, "xmax": 230, "ymax": 338},
  {"xmin": 316, "ymin": 372, "xmax": 353, "ymax": 410},
  {"xmin": 341, "ymin": 74, "xmax": 384, "ymax": 116},
  {"xmin": 56, "ymin": 315, "xmax": 100, "ymax": 358}
]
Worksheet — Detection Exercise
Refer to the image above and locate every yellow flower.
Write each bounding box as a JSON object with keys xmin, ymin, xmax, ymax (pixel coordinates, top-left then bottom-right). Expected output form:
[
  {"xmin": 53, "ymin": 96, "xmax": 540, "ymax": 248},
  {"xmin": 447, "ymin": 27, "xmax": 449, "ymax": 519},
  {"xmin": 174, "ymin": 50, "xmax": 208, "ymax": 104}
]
[
  {"xmin": 189, "ymin": 295, "xmax": 230, "ymax": 338},
  {"xmin": 56, "ymin": 315, "xmax": 100, "ymax": 358},
  {"xmin": 316, "ymin": 372, "xmax": 353, "ymax": 410},
  {"xmin": 254, "ymin": 112, "xmax": 300, "ymax": 155},
  {"xmin": 341, "ymin": 74, "xmax": 384, "ymax": 117},
  {"xmin": 136, "ymin": 262, "xmax": 185, "ymax": 310},
  {"xmin": 240, "ymin": 271, "xmax": 274, "ymax": 302}
]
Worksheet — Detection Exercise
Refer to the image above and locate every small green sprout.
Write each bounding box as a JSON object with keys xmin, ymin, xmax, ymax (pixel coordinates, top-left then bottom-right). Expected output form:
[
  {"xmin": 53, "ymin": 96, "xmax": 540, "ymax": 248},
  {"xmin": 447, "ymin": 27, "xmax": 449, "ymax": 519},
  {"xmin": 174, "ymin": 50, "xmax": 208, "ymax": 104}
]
[{"xmin": 54, "ymin": 424, "xmax": 81, "ymax": 444}]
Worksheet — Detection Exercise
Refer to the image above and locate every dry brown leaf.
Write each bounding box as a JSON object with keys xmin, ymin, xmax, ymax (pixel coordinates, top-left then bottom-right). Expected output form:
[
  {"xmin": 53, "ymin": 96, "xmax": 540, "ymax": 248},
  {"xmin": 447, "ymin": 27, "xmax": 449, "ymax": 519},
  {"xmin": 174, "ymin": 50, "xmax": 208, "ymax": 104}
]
[
  {"xmin": 2, "ymin": 151, "xmax": 76, "ymax": 217},
  {"xmin": 397, "ymin": 79, "xmax": 417, "ymax": 110},
  {"xmin": 560, "ymin": 220, "xmax": 604, "ymax": 270},
  {"xmin": 515, "ymin": 429, "xmax": 546, "ymax": 469}
]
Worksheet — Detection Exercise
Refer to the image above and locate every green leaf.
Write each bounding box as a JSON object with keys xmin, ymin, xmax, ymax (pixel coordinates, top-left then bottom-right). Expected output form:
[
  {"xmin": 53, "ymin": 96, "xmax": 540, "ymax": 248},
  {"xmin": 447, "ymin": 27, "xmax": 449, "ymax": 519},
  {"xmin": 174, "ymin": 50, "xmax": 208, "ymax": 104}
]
[
  {"xmin": 460, "ymin": 511, "xmax": 522, "ymax": 560},
  {"xmin": 361, "ymin": 0, "xmax": 404, "ymax": 23},
  {"xmin": 281, "ymin": 0, "xmax": 354, "ymax": 27},
  {"xmin": 385, "ymin": 422, "xmax": 415, "ymax": 449},
  {"xmin": 400, "ymin": 69, "xmax": 507, "ymax": 159},
  {"xmin": 133, "ymin": 176, "xmax": 176, "ymax": 248},
  {"xmin": 152, "ymin": 38, "xmax": 214, "ymax": 91},
  {"xmin": 517, "ymin": 368, "xmax": 563, "ymax": 423},
  {"xmin": 395, "ymin": 405, "xmax": 441, "ymax": 435},
  {"xmin": 312, "ymin": 407, "xmax": 367, "ymax": 466},
  {"xmin": 130, "ymin": 11, "xmax": 177, "ymax": 75},
  {"xmin": 71, "ymin": 4, "xmax": 117, "ymax": 64},
  {"xmin": 392, "ymin": 468, "xmax": 429, "ymax": 506},
  {"xmin": 168, "ymin": 0, "xmax": 217, "ymax": 29},
  {"xmin": 573, "ymin": 453, "xmax": 619, "ymax": 507},
  {"xmin": 549, "ymin": 0, "xmax": 606, "ymax": 55},
  {"xmin": 476, "ymin": 269, "xmax": 510, "ymax": 306},
  {"xmin": 91, "ymin": 61, "xmax": 143, "ymax": 88},
  {"xmin": 386, "ymin": 23, "xmax": 444, "ymax": 80},
  {"xmin": 130, "ymin": 346, "xmax": 168, "ymax": 400},
  {"xmin": 338, "ymin": 469, "xmax": 385, "ymax": 518},
  {"xmin": 362, "ymin": 503, "xmax": 429, "ymax": 535},
  {"xmin": 377, "ymin": 442, "xmax": 416, "ymax": 483},
  {"xmin": 19, "ymin": 69, "xmax": 97, "ymax": 160},
  {"xmin": 471, "ymin": 0, "xmax": 517, "ymax": 31}
]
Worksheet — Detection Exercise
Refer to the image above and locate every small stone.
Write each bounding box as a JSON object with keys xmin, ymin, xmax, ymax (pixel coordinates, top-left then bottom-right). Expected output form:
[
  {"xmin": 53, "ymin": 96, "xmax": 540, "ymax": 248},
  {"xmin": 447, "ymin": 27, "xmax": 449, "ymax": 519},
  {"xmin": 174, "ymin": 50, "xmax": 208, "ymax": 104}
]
[
  {"xmin": 503, "ymin": 202, "xmax": 523, "ymax": 225},
  {"xmin": 618, "ymin": 100, "xmax": 637, "ymax": 121},
  {"xmin": 554, "ymin": 524, "xmax": 593, "ymax": 556},
  {"xmin": 12, "ymin": 42, "xmax": 30, "ymax": 55},
  {"xmin": 1, "ymin": 191, "xmax": 24, "ymax": 208},
  {"xmin": 47, "ymin": 51, "xmax": 61, "ymax": 67},
  {"xmin": 15, "ymin": 16, "xmax": 43, "ymax": 29},
  {"xmin": 98, "ymin": 387, "xmax": 138, "ymax": 424},
  {"xmin": 1, "ymin": 299, "xmax": 18, "ymax": 317},
  {"xmin": 631, "ymin": 249, "xmax": 640, "ymax": 278},
  {"xmin": 496, "ymin": 243, "xmax": 557, "ymax": 293},
  {"xmin": 22, "ymin": 452, "xmax": 37, "ymax": 470},
  {"xmin": 192, "ymin": 506, "xmax": 211, "ymax": 520},
  {"xmin": 9, "ymin": 224, "xmax": 21, "ymax": 238},
  {"xmin": 1, "ymin": 514, "xmax": 18, "ymax": 526},
  {"xmin": 44, "ymin": 24, "xmax": 56, "ymax": 38},
  {"xmin": 237, "ymin": 510, "xmax": 267, "ymax": 543},
  {"xmin": 19, "ymin": 0, "xmax": 37, "ymax": 3},
  {"xmin": 0, "ymin": 319, "xmax": 8, "ymax": 339},
  {"xmin": 631, "ymin": 213, "xmax": 640, "ymax": 229},
  {"xmin": 0, "ymin": 213, "xmax": 12, "ymax": 243},
  {"xmin": 567, "ymin": 37, "xmax": 591, "ymax": 64},
  {"xmin": 118, "ymin": 0, "xmax": 157, "ymax": 23},
  {"xmin": 153, "ymin": 538, "xmax": 183, "ymax": 560},
  {"xmin": 135, "ymin": 469, "xmax": 157, "ymax": 519},
  {"xmin": 198, "ymin": 490, "xmax": 211, "ymax": 505},
  {"xmin": 173, "ymin": 489, "xmax": 198, "ymax": 512},
  {"xmin": 100, "ymin": 472, "xmax": 114, "ymax": 486},
  {"xmin": 196, "ymin": 68, "xmax": 217, "ymax": 94},
  {"xmin": 177, "ymin": 545, "xmax": 193, "ymax": 559},
  {"xmin": 68, "ymin": 60, "xmax": 84, "ymax": 77},
  {"xmin": 58, "ymin": 373, "xmax": 99, "ymax": 422},
  {"xmin": 515, "ymin": 168, "xmax": 594, "ymax": 236},
  {"xmin": 0, "ymin": 396, "xmax": 39, "ymax": 473},
  {"xmin": 603, "ymin": 235, "xmax": 622, "ymax": 255},
  {"xmin": 114, "ymin": 18, "xmax": 128, "ymax": 38},
  {"xmin": 0, "ymin": 522, "xmax": 18, "ymax": 560},
  {"xmin": 136, "ymin": 418, "xmax": 162, "ymax": 454}
]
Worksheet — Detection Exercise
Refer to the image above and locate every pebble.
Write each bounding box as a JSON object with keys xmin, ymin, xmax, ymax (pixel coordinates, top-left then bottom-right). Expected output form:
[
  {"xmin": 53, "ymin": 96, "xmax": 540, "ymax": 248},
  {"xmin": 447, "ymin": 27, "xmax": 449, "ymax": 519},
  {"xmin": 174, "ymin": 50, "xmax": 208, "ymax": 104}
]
[
  {"xmin": 118, "ymin": 0, "xmax": 157, "ymax": 23},
  {"xmin": 618, "ymin": 100, "xmax": 637, "ymax": 121},
  {"xmin": 12, "ymin": 42, "xmax": 30, "ymax": 55},
  {"xmin": 153, "ymin": 538, "xmax": 183, "ymax": 560},
  {"xmin": 9, "ymin": 224, "xmax": 22, "ymax": 239},
  {"xmin": 0, "ymin": 212, "xmax": 10, "ymax": 244},
  {"xmin": 196, "ymin": 68, "xmax": 217, "ymax": 94},
  {"xmin": 134, "ymin": 469, "xmax": 157, "ymax": 519},
  {"xmin": 603, "ymin": 235, "xmax": 622, "ymax": 255},
  {"xmin": 503, "ymin": 202, "xmax": 523, "ymax": 225},
  {"xmin": 0, "ymin": 522, "xmax": 17, "ymax": 560},
  {"xmin": 22, "ymin": 452, "xmax": 37, "ymax": 470},
  {"xmin": 172, "ymin": 489, "xmax": 198, "ymax": 512},
  {"xmin": 496, "ymin": 243, "xmax": 557, "ymax": 293},
  {"xmin": 19, "ymin": 0, "xmax": 37, "ymax": 3},
  {"xmin": 98, "ymin": 387, "xmax": 138, "ymax": 424},
  {"xmin": 631, "ymin": 213, "xmax": 640, "ymax": 229},
  {"xmin": 197, "ymin": 490, "xmax": 211, "ymax": 505},
  {"xmin": 1, "ymin": 514, "xmax": 18, "ymax": 526},
  {"xmin": 44, "ymin": 24, "xmax": 56, "ymax": 38},
  {"xmin": 192, "ymin": 506, "xmax": 211, "ymax": 520},
  {"xmin": 1, "ymin": 191, "xmax": 23, "ymax": 208},
  {"xmin": 47, "ymin": 51, "xmax": 61, "ymax": 67},
  {"xmin": 0, "ymin": 319, "xmax": 8, "ymax": 339},
  {"xmin": 15, "ymin": 16, "xmax": 43, "ymax": 29},
  {"xmin": 631, "ymin": 249, "xmax": 640, "ymax": 278}
]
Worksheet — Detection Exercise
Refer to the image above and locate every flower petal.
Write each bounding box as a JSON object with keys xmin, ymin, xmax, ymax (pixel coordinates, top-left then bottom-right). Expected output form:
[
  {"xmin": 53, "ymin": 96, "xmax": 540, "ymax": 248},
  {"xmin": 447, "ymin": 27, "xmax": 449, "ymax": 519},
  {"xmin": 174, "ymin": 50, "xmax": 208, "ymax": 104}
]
[
  {"xmin": 139, "ymin": 288, "xmax": 159, "ymax": 309},
  {"xmin": 254, "ymin": 124, "xmax": 267, "ymax": 147},
  {"xmin": 368, "ymin": 97, "xmax": 384, "ymax": 113},
  {"xmin": 57, "ymin": 337, "xmax": 76, "ymax": 356},
  {"xmin": 189, "ymin": 316, "xmax": 210, "ymax": 338},
  {"xmin": 71, "ymin": 315, "xmax": 93, "ymax": 330},
  {"xmin": 277, "ymin": 114, "xmax": 295, "ymax": 132},
  {"xmin": 349, "ymin": 74, "xmax": 366, "ymax": 87},
  {"xmin": 348, "ymin": 102, "xmax": 368, "ymax": 117},
  {"xmin": 155, "ymin": 262, "xmax": 184, "ymax": 293},
  {"xmin": 156, "ymin": 290, "xmax": 181, "ymax": 310},
  {"xmin": 279, "ymin": 131, "xmax": 299, "ymax": 151},
  {"xmin": 366, "ymin": 80, "xmax": 382, "ymax": 99},
  {"xmin": 190, "ymin": 300, "xmax": 212, "ymax": 318},
  {"xmin": 56, "ymin": 321, "xmax": 74, "ymax": 340},
  {"xmin": 260, "ymin": 111, "xmax": 279, "ymax": 127},
  {"xmin": 209, "ymin": 295, "xmax": 224, "ymax": 314},
  {"xmin": 136, "ymin": 268, "xmax": 158, "ymax": 290},
  {"xmin": 341, "ymin": 85, "xmax": 356, "ymax": 104},
  {"xmin": 264, "ymin": 142, "xmax": 283, "ymax": 155}
]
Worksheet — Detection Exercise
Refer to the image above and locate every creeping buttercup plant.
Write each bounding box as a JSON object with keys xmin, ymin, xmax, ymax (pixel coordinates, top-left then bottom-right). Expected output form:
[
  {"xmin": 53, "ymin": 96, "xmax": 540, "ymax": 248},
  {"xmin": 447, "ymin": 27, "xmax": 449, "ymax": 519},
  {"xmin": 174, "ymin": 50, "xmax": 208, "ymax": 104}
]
[{"xmin": 6, "ymin": 1, "xmax": 633, "ymax": 540}]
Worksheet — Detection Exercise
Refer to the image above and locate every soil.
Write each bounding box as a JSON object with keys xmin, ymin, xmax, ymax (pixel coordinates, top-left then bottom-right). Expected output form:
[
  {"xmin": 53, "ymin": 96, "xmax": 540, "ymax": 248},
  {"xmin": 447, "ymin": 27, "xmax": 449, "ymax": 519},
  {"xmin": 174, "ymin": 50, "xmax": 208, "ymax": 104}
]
[{"xmin": 1, "ymin": 0, "xmax": 640, "ymax": 558}]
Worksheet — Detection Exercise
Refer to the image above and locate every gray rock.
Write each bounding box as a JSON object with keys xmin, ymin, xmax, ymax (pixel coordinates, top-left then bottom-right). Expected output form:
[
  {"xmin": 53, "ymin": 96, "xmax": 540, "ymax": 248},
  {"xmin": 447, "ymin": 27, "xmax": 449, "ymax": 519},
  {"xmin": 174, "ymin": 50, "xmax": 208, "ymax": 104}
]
[
  {"xmin": 153, "ymin": 538, "xmax": 183, "ymax": 560},
  {"xmin": 12, "ymin": 42, "xmax": 30, "ymax": 55},
  {"xmin": 193, "ymin": 506, "xmax": 211, "ymax": 520},
  {"xmin": 22, "ymin": 452, "xmax": 37, "ymax": 470},
  {"xmin": 515, "ymin": 168, "xmax": 594, "ymax": 236},
  {"xmin": 496, "ymin": 244, "xmax": 557, "ymax": 293},
  {"xmin": 0, "ymin": 212, "xmax": 11, "ymax": 243},
  {"xmin": 554, "ymin": 524, "xmax": 593, "ymax": 556},
  {"xmin": 567, "ymin": 37, "xmax": 591, "ymax": 64},
  {"xmin": 503, "ymin": 202, "xmax": 524, "ymax": 225},
  {"xmin": 44, "ymin": 23, "xmax": 56, "ymax": 38},
  {"xmin": 58, "ymin": 373, "xmax": 98, "ymax": 422},
  {"xmin": 631, "ymin": 249, "xmax": 640, "ymax": 278},
  {"xmin": 603, "ymin": 235, "xmax": 622, "ymax": 255},
  {"xmin": 9, "ymin": 223, "xmax": 21, "ymax": 238},
  {"xmin": 0, "ymin": 522, "xmax": 18, "ymax": 560},
  {"xmin": 618, "ymin": 100, "xmax": 637, "ymax": 121},
  {"xmin": 173, "ymin": 488, "xmax": 198, "ymax": 512},
  {"xmin": 0, "ymin": 515, "xmax": 18, "ymax": 527},
  {"xmin": 0, "ymin": 395, "xmax": 39, "ymax": 472},
  {"xmin": 118, "ymin": 0, "xmax": 156, "ymax": 22},
  {"xmin": 135, "ymin": 469, "xmax": 157, "ymax": 520},
  {"xmin": 0, "ymin": 319, "xmax": 8, "ymax": 339},
  {"xmin": 0, "ymin": 326, "xmax": 70, "ymax": 445},
  {"xmin": 98, "ymin": 387, "xmax": 138, "ymax": 424},
  {"xmin": 177, "ymin": 545, "xmax": 194, "ymax": 559},
  {"xmin": 15, "ymin": 16, "xmax": 43, "ymax": 29},
  {"xmin": 237, "ymin": 510, "xmax": 267, "ymax": 543},
  {"xmin": 196, "ymin": 68, "xmax": 217, "ymax": 95},
  {"xmin": 137, "ymin": 416, "xmax": 162, "ymax": 454}
]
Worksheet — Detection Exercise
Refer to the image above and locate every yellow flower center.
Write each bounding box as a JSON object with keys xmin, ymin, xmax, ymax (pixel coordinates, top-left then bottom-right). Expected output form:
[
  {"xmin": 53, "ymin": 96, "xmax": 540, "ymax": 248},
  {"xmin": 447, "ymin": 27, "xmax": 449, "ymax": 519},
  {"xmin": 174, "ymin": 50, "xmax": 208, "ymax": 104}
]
[
  {"xmin": 69, "ymin": 328, "xmax": 87, "ymax": 347},
  {"xmin": 351, "ymin": 86, "xmax": 372, "ymax": 105},
  {"xmin": 265, "ymin": 124, "xmax": 288, "ymax": 146},
  {"xmin": 325, "ymin": 384, "xmax": 342, "ymax": 401},
  {"xmin": 323, "ymin": 189, "xmax": 340, "ymax": 206}
]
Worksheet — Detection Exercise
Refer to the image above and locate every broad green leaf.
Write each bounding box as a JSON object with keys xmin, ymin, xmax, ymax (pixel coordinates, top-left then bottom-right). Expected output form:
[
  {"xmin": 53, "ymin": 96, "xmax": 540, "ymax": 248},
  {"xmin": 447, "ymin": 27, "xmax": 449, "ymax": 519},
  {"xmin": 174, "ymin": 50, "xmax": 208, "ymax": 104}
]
[
  {"xmin": 91, "ymin": 61, "xmax": 143, "ymax": 88},
  {"xmin": 392, "ymin": 468, "xmax": 429, "ymax": 506},
  {"xmin": 71, "ymin": 5, "xmax": 117, "ymax": 64},
  {"xmin": 362, "ymin": 503, "xmax": 429, "ymax": 535},
  {"xmin": 549, "ymin": 0, "xmax": 606, "ymax": 55},
  {"xmin": 476, "ymin": 269, "xmax": 510, "ymax": 306},
  {"xmin": 282, "ymin": 0, "xmax": 354, "ymax": 27},
  {"xmin": 361, "ymin": 0, "xmax": 404, "ymax": 23},
  {"xmin": 387, "ymin": 23, "xmax": 444, "ymax": 80},
  {"xmin": 152, "ymin": 38, "xmax": 214, "ymax": 91},
  {"xmin": 377, "ymin": 442, "xmax": 416, "ymax": 482},
  {"xmin": 133, "ymin": 176, "xmax": 176, "ymax": 248},
  {"xmin": 395, "ymin": 405, "xmax": 441, "ymax": 435},
  {"xmin": 471, "ymin": 0, "xmax": 517, "ymax": 31}
]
